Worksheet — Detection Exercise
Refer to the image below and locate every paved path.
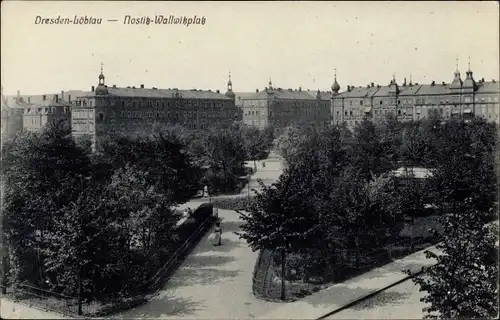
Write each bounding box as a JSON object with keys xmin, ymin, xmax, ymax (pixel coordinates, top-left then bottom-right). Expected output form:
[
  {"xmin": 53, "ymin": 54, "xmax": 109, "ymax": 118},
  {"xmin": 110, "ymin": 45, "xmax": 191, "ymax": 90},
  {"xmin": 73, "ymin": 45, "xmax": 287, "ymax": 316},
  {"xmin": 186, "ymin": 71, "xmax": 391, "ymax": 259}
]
[
  {"xmin": 110, "ymin": 209, "xmax": 278, "ymax": 320},
  {"xmin": 109, "ymin": 156, "xmax": 285, "ymax": 319},
  {"xmin": 324, "ymin": 277, "xmax": 429, "ymax": 319},
  {"xmin": 258, "ymin": 245, "xmax": 441, "ymax": 320}
]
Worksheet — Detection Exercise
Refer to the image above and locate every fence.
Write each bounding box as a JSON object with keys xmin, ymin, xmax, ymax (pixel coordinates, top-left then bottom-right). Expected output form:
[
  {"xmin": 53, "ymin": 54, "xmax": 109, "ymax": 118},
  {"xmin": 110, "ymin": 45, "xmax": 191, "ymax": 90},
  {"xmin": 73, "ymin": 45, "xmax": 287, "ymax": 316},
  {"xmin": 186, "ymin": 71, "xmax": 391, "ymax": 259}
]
[
  {"xmin": 251, "ymin": 236, "xmax": 438, "ymax": 302},
  {"xmin": 1, "ymin": 283, "xmax": 84, "ymax": 317},
  {"xmin": 1, "ymin": 215, "xmax": 217, "ymax": 317}
]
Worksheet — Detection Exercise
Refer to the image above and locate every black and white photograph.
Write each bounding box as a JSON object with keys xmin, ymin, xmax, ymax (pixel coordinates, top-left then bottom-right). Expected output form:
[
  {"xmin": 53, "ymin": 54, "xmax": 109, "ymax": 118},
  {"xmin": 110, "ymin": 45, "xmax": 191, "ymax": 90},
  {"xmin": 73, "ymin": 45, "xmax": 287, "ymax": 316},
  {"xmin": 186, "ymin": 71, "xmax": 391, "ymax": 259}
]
[{"xmin": 1, "ymin": 1, "xmax": 499, "ymax": 319}]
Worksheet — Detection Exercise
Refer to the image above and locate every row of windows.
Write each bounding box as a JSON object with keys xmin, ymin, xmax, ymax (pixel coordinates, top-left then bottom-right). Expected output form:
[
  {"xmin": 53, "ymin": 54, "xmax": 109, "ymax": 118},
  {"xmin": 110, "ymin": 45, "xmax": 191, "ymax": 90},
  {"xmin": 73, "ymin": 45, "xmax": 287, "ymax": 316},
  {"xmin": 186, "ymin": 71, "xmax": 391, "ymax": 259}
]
[
  {"xmin": 116, "ymin": 110, "xmax": 236, "ymax": 119},
  {"xmin": 335, "ymin": 95, "xmax": 498, "ymax": 106},
  {"xmin": 72, "ymin": 123, "xmax": 94, "ymax": 132},
  {"xmin": 75, "ymin": 100, "xmax": 93, "ymax": 107},
  {"xmin": 109, "ymin": 99, "xmax": 232, "ymax": 109},
  {"xmin": 336, "ymin": 107, "xmax": 497, "ymax": 119},
  {"xmin": 73, "ymin": 110, "xmax": 93, "ymax": 119}
]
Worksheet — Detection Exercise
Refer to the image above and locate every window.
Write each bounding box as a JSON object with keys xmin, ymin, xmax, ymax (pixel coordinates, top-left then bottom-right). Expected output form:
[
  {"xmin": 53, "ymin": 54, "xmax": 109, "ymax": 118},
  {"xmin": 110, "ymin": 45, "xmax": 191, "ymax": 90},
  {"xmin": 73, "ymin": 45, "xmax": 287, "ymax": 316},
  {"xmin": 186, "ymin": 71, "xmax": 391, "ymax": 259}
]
[
  {"xmin": 349, "ymin": 101, "xmax": 353, "ymax": 106},
  {"xmin": 360, "ymin": 101, "xmax": 364, "ymax": 106},
  {"xmin": 379, "ymin": 100, "xmax": 383, "ymax": 105},
  {"xmin": 122, "ymin": 101, "xmax": 125, "ymax": 108},
  {"xmin": 99, "ymin": 113, "xmax": 104, "ymax": 122},
  {"xmin": 397, "ymin": 110, "xmax": 401, "ymax": 115},
  {"xmin": 344, "ymin": 111, "xmax": 347, "ymax": 116},
  {"xmin": 349, "ymin": 110, "xmax": 353, "ymax": 116}
]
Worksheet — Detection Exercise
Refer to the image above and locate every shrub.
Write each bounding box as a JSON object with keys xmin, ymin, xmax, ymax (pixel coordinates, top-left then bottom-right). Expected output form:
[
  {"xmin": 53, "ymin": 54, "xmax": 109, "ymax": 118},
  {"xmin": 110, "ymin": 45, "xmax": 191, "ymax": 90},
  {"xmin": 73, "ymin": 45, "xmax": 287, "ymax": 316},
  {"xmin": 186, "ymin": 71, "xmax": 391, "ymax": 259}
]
[{"xmin": 192, "ymin": 203, "xmax": 213, "ymax": 221}]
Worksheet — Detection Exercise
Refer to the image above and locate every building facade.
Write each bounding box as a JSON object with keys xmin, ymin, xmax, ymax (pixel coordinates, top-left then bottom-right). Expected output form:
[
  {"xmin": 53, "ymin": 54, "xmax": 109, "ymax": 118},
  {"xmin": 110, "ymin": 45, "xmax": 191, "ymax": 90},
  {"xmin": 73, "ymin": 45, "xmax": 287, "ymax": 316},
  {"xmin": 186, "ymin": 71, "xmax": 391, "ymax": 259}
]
[
  {"xmin": 332, "ymin": 67, "xmax": 500, "ymax": 129},
  {"xmin": 1, "ymin": 88, "xmax": 24, "ymax": 142},
  {"xmin": 23, "ymin": 94, "xmax": 72, "ymax": 132},
  {"xmin": 241, "ymin": 78, "xmax": 338, "ymax": 131},
  {"xmin": 71, "ymin": 68, "xmax": 239, "ymax": 146}
]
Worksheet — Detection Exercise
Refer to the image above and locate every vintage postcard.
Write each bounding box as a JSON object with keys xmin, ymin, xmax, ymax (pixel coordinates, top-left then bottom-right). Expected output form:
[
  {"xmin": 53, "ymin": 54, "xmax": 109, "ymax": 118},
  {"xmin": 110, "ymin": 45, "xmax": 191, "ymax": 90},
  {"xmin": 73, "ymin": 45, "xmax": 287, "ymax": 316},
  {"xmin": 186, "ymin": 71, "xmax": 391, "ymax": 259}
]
[{"xmin": 1, "ymin": 1, "xmax": 499, "ymax": 319}]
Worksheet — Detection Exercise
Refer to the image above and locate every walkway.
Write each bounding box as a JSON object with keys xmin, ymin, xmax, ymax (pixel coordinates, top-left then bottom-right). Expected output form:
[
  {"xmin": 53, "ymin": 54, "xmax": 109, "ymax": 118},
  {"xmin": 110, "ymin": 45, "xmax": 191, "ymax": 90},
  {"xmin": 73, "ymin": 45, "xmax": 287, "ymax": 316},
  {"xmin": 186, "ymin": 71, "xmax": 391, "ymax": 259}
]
[
  {"xmin": 110, "ymin": 209, "xmax": 278, "ymax": 320},
  {"xmin": 323, "ymin": 277, "xmax": 429, "ymax": 319},
  {"xmin": 258, "ymin": 245, "xmax": 441, "ymax": 319},
  {"xmin": 111, "ymin": 156, "xmax": 285, "ymax": 319}
]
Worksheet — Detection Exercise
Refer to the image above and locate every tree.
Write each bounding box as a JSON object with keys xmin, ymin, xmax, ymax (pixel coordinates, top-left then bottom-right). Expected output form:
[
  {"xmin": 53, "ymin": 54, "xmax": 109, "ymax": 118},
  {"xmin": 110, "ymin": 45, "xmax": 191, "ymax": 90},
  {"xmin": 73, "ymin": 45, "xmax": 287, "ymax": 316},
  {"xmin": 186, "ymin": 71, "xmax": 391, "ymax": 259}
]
[
  {"xmin": 237, "ymin": 164, "xmax": 320, "ymax": 300},
  {"xmin": 96, "ymin": 131, "xmax": 202, "ymax": 205},
  {"xmin": 242, "ymin": 126, "xmax": 274, "ymax": 169},
  {"xmin": 351, "ymin": 119, "xmax": 392, "ymax": 180},
  {"xmin": 409, "ymin": 203, "xmax": 498, "ymax": 319},
  {"xmin": 202, "ymin": 125, "xmax": 246, "ymax": 193},
  {"xmin": 2, "ymin": 124, "xmax": 92, "ymax": 289},
  {"xmin": 426, "ymin": 120, "xmax": 496, "ymax": 214},
  {"xmin": 318, "ymin": 168, "xmax": 403, "ymax": 270},
  {"xmin": 399, "ymin": 122, "xmax": 431, "ymax": 167},
  {"xmin": 274, "ymin": 126, "xmax": 303, "ymax": 167},
  {"xmin": 378, "ymin": 114, "xmax": 403, "ymax": 167}
]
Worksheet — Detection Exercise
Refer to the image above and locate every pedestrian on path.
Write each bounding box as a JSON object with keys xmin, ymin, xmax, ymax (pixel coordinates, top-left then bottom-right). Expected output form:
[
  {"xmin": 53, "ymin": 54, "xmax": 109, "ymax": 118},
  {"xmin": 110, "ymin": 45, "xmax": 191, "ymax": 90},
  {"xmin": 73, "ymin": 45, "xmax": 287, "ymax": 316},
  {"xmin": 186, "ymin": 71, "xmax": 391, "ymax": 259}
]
[
  {"xmin": 213, "ymin": 221, "xmax": 222, "ymax": 246},
  {"xmin": 203, "ymin": 185, "xmax": 208, "ymax": 197}
]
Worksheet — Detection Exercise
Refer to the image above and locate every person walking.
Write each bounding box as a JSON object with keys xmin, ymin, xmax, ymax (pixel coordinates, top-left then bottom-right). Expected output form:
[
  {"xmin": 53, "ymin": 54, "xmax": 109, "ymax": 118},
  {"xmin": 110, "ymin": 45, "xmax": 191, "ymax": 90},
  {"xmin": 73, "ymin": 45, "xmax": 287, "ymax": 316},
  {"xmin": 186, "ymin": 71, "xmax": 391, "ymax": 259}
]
[{"xmin": 213, "ymin": 221, "xmax": 222, "ymax": 246}]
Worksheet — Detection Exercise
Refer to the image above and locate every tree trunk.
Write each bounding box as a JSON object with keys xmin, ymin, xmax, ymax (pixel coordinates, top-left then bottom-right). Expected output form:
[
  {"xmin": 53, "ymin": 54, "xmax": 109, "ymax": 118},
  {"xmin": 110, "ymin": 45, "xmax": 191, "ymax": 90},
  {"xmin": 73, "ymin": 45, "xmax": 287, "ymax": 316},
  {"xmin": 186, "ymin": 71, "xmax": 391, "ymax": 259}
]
[
  {"xmin": 77, "ymin": 265, "xmax": 83, "ymax": 315},
  {"xmin": 280, "ymin": 248, "xmax": 286, "ymax": 300}
]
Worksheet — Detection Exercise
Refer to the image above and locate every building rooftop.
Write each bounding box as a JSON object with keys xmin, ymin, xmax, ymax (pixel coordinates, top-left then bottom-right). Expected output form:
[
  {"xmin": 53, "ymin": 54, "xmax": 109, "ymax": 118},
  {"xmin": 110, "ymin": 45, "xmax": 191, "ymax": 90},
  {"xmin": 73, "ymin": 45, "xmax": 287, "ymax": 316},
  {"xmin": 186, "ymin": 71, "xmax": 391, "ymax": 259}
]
[
  {"xmin": 476, "ymin": 81, "xmax": 499, "ymax": 93},
  {"xmin": 414, "ymin": 83, "xmax": 452, "ymax": 95},
  {"xmin": 398, "ymin": 84, "xmax": 423, "ymax": 96},
  {"xmin": 242, "ymin": 88, "xmax": 332, "ymax": 101},
  {"xmin": 335, "ymin": 86, "xmax": 380, "ymax": 98},
  {"xmin": 78, "ymin": 87, "xmax": 233, "ymax": 100}
]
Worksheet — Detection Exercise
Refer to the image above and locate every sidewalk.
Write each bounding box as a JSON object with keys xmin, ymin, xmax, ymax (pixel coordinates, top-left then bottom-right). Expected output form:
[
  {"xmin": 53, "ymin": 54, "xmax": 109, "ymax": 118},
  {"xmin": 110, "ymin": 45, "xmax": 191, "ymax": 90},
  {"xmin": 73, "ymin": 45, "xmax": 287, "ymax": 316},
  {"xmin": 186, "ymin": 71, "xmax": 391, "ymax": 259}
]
[
  {"xmin": 109, "ymin": 208, "xmax": 278, "ymax": 320},
  {"xmin": 257, "ymin": 245, "xmax": 441, "ymax": 320}
]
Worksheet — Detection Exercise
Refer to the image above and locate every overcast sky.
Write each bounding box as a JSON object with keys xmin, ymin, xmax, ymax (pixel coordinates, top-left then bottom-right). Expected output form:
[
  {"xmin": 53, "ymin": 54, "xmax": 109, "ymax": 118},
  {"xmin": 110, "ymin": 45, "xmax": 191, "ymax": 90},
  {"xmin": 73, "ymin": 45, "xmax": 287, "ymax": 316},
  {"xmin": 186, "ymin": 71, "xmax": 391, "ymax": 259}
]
[{"xmin": 1, "ymin": 1, "xmax": 499, "ymax": 95}]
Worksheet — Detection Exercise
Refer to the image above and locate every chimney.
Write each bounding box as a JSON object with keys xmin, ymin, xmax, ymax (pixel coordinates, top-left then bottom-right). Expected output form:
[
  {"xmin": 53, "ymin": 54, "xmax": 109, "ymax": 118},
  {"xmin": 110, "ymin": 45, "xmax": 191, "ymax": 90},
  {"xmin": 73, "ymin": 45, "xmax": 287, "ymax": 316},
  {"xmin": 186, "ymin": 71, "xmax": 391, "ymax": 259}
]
[
  {"xmin": 43, "ymin": 95, "xmax": 46, "ymax": 101},
  {"xmin": 68, "ymin": 95, "xmax": 71, "ymax": 103},
  {"xmin": 28, "ymin": 97, "xmax": 31, "ymax": 104},
  {"xmin": 256, "ymin": 89, "xmax": 259, "ymax": 93},
  {"xmin": 481, "ymin": 78, "xmax": 484, "ymax": 82},
  {"xmin": 140, "ymin": 84, "xmax": 144, "ymax": 88},
  {"xmin": 113, "ymin": 84, "xmax": 117, "ymax": 88},
  {"xmin": 431, "ymin": 81, "xmax": 435, "ymax": 86},
  {"xmin": 371, "ymin": 82, "xmax": 374, "ymax": 87},
  {"xmin": 91, "ymin": 86, "xmax": 95, "ymax": 92},
  {"xmin": 347, "ymin": 85, "xmax": 351, "ymax": 92},
  {"xmin": 55, "ymin": 94, "xmax": 58, "ymax": 102},
  {"xmin": 299, "ymin": 87, "xmax": 302, "ymax": 91},
  {"xmin": 403, "ymin": 78, "xmax": 407, "ymax": 86},
  {"xmin": 17, "ymin": 90, "xmax": 20, "ymax": 100},
  {"xmin": 216, "ymin": 89, "xmax": 220, "ymax": 93},
  {"xmin": 132, "ymin": 86, "xmax": 136, "ymax": 89},
  {"xmin": 61, "ymin": 90, "xmax": 64, "ymax": 101}
]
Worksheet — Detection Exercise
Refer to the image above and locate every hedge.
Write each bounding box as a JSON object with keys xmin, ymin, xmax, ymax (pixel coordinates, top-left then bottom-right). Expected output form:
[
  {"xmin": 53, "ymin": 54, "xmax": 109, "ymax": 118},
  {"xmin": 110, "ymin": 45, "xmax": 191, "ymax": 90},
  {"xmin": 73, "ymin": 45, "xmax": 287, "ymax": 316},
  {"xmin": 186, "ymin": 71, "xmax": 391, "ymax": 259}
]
[{"xmin": 210, "ymin": 196, "xmax": 256, "ymax": 211}]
